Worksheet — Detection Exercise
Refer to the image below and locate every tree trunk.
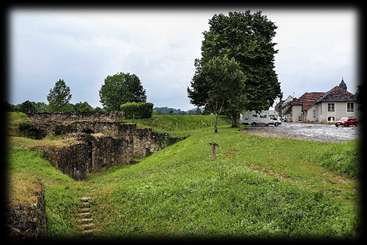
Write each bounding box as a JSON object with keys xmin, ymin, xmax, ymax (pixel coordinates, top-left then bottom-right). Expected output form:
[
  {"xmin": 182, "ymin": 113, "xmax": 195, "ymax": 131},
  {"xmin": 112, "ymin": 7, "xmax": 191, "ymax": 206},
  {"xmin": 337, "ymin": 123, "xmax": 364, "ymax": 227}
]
[
  {"xmin": 214, "ymin": 113, "xmax": 219, "ymax": 133},
  {"xmin": 230, "ymin": 112, "xmax": 239, "ymax": 128}
]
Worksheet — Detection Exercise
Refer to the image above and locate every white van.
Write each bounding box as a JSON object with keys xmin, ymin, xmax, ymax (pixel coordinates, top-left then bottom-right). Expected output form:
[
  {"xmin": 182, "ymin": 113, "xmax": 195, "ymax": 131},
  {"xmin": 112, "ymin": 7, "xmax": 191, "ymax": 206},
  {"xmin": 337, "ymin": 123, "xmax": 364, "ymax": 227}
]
[{"xmin": 240, "ymin": 110, "xmax": 281, "ymax": 126}]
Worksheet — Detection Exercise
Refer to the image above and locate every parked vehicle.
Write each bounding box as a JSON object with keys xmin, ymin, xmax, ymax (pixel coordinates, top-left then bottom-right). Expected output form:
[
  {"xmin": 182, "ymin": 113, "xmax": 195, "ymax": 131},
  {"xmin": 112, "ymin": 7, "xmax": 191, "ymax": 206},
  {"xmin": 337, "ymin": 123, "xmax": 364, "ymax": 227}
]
[
  {"xmin": 335, "ymin": 117, "xmax": 358, "ymax": 127},
  {"xmin": 240, "ymin": 110, "xmax": 282, "ymax": 126}
]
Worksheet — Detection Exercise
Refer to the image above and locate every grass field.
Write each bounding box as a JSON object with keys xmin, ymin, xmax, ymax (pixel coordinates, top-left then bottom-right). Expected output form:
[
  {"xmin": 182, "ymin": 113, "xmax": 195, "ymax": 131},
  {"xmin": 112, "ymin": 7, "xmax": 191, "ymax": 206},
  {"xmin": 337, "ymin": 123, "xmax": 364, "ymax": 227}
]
[
  {"xmin": 122, "ymin": 114, "xmax": 230, "ymax": 137},
  {"xmin": 7, "ymin": 113, "xmax": 359, "ymax": 238}
]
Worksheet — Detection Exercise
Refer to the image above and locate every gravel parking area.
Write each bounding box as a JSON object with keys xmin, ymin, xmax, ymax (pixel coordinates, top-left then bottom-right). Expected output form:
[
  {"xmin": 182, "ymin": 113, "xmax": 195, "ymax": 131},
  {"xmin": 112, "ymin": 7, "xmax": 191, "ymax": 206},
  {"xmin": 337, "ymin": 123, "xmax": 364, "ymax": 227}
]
[{"xmin": 244, "ymin": 122, "xmax": 359, "ymax": 142}]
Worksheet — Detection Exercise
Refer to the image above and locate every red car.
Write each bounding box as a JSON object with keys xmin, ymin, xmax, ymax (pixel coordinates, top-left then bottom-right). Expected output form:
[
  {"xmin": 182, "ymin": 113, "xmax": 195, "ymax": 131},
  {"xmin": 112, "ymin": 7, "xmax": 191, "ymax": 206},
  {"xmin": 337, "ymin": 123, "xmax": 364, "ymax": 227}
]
[{"xmin": 335, "ymin": 117, "xmax": 358, "ymax": 127}]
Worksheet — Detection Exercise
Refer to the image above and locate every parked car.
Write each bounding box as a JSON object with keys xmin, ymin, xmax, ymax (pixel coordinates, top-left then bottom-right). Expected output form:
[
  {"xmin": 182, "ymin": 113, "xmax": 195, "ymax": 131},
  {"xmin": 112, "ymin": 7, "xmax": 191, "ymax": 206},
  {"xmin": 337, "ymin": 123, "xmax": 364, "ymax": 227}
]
[
  {"xmin": 240, "ymin": 110, "xmax": 282, "ymax": 126},
  {"xmin": 335, "ymin": 117, "xmax": 358, "ymax": 127}
]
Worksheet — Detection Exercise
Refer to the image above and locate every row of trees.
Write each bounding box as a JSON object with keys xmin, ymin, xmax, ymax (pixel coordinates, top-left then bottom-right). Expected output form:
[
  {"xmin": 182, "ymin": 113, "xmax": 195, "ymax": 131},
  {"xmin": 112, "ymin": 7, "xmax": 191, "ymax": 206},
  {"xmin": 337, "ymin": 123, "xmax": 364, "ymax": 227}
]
[
  {"xmin": 153, "ymin": 107, "xmax": 202, "ymax": 115},
  {"xmin": 188, "ymin": 11, "xmax": 282, "ymax": 132},
  {"xmin": 8, "ymin": 79, "xmax": 100, "ymax": 113},
  {"xmin": 8, "ymin": 99, "xmax": 99, "ymax": 114},
  {"xmin": 9, "ymin": 72, "xmax": 149, "ymax": 114}
]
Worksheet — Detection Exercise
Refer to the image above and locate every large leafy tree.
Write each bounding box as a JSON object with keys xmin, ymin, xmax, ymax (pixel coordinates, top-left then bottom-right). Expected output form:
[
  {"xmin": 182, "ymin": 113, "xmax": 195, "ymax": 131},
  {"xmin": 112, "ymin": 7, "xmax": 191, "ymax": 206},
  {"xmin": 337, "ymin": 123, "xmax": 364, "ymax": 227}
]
[
  {"xmin": 74, "ymin": 101, "xmax": 94, "ymax": 113},
  {"xmin": 34, "ymin": 102, "xmax": 48, "ymax": 113},
  {"xmin": 190, "ymin": 11, "xmax": 281, "ymax": 126},
  {"xmin": 19, "ymin": 100, "xmax": 37, "ymax": 114},
  {"xmin": 188, "ymin": 56, "xmax": 246, "ymax": 133},
  {"xmin": 47, "ymin": 79, "xmax": 72, "ymax": 112},
  {"xmin": 99, "ymin": 72, "xmax": 146, "ymax": 111}
]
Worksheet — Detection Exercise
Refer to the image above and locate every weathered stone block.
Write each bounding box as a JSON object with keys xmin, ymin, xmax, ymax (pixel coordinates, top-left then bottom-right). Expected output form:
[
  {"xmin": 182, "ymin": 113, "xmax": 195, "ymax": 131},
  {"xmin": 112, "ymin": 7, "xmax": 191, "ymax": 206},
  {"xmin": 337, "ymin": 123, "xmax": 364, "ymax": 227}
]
[{"xmin": 43, "ymin": 142, "xmax": 91, "ymax": 180}]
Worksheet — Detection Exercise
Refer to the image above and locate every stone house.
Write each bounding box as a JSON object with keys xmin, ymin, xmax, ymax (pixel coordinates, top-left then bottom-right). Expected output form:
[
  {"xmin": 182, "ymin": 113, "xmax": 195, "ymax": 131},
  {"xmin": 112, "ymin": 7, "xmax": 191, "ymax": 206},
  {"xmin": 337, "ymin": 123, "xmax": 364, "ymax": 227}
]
[{"xmin": 284, "ymin": 79, "xmax": 358, "ymax": 123}]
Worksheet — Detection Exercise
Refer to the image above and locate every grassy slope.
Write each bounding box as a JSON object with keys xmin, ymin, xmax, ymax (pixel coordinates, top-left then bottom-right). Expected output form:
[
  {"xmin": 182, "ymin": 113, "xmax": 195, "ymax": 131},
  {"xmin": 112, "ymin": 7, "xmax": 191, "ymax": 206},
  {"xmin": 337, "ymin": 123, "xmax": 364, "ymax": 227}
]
[
  {"xmin": 8, "ymin": 113, "xmax": 359, "ymax": 238},
  {"xmin": 121, "ymin": 114, "xmax": 230, "ymax": 137},
  {"xmin": 87, "ymin": 127, "xmax": 358, "ymax": 238},
  {"xmin": 9, "ymin": 147, "xmax": 84, "ymax": 237},
  {"xmin": 8, "ymin": 111, "xmax": 30, "ymax": 136}
]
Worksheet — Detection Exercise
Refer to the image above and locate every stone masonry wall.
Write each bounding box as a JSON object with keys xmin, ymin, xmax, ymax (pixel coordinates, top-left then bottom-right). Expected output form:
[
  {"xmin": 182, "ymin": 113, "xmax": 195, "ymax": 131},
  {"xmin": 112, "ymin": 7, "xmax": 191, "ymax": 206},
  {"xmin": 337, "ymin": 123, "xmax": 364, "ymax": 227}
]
[
  {"xmin": 42, "ymin": 129, "xmax": 180, "ymax": 180},
  {"xmin": 43, "ymin": 141, "xmax": 91, "ymax": 180},
  {"xmin": 23, "ymin": 113, "xmax": 182, "ymax": 180},
  {"xmin": 7, "ymin": 182, "xmax": 47, "ymax": 239},
  {"xmin": 28, "ymin": 112, "xmax": 124, "ymax": 123},
  {"xmin": 90, "ymin": 134, "xmax": 134, "ymax": 171}
]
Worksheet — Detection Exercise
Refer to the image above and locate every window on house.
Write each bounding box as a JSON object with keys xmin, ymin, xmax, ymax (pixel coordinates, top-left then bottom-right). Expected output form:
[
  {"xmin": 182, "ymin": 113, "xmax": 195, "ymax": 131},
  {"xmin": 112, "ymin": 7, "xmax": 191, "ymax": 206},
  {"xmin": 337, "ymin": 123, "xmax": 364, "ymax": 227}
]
[
  {"xmin": 347, "ymin": 103, "xmax": 354, "ymax": 112},
  {"xmin": 328, "ymin": 116, "xmax": 335, "ymax": 122},
  {"xmin": 328, "ymin": 103, "xmax": 335, "ymax": 112},
  {"xmin": 260, "ymin": 115, "xmax": 267, "ymax": 118},
  {"xmin": 313, "ymin": 109, "xmax": 317, "ymax": 118}
]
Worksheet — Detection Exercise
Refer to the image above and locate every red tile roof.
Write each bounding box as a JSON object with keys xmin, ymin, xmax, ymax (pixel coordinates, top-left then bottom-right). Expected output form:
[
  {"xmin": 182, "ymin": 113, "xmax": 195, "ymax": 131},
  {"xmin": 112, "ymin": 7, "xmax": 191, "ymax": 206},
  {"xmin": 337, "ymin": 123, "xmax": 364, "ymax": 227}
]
[
  {"xmin": 291, "ymin": 92, "xmax": 325, "ymax": 111},
  {"xmin": 315, "ymin": 86, "xmax": 355, "ymax": 103}
]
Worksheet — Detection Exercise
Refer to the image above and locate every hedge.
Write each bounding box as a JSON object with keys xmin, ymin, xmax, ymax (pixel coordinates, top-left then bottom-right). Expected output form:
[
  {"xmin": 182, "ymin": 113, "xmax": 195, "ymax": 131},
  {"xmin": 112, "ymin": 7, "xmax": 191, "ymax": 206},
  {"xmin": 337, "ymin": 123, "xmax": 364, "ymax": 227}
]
[{"xmin": 120, "ymin": 102, "xmax": 153, "ymax": 119}]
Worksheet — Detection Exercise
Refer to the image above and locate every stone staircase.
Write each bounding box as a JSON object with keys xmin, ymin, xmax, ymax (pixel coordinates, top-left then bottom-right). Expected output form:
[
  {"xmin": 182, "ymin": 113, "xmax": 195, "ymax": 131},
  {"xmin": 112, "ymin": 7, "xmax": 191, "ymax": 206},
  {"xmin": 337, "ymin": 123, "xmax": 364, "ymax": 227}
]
[{"xmin": 77, "ymin": 197, "xmax": 95, "ymax": 235}]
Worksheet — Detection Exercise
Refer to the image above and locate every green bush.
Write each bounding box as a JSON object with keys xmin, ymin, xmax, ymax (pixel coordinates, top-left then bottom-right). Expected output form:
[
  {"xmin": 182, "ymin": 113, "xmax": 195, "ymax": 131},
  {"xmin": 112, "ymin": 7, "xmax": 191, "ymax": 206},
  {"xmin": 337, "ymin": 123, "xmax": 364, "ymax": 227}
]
[{"xmin": 120, "ymin": 102, "xmax": 153, "ymax": 119}]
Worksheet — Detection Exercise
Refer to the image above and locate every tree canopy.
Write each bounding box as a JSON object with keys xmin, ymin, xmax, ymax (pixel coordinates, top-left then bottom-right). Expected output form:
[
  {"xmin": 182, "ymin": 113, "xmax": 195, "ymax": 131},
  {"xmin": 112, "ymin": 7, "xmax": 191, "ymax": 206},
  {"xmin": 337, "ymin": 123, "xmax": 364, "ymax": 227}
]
[
  {"xmin": 74, "ymin": 101, "xmax": 94, "ymax": 113},
  {"xmin": 19, "ymin": 100, "xmax": 37, "ymax": 114},
  {"xmin": 188, "ymin": 11, "xmax": 281, "ymax": 126},
  {"xmin": 99, "ymin": 72, "xmax": 146, "ymax": 111},
  {"xmin": 47, "ymin": 79, "xmax": 72, "ymax": 112},
  {"xmin": 188, "ymin": 56, "xmax": 246, "ymax": 132}
]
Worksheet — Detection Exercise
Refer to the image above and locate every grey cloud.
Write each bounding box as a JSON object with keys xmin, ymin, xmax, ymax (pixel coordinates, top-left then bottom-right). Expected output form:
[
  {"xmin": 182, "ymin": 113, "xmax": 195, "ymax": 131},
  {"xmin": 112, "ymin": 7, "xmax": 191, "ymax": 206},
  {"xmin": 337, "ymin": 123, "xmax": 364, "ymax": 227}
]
[{"xmin": 9, "ymin": 9, "xmax": 358, "ymax": 110}]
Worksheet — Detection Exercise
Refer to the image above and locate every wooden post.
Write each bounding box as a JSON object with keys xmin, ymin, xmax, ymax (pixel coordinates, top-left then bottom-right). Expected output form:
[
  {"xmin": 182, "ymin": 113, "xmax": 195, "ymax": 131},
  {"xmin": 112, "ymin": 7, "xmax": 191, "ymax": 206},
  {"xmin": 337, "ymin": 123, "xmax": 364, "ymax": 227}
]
[{"xmin": 209, "ymin": 142, "xmax": 218, "ymax": 160}]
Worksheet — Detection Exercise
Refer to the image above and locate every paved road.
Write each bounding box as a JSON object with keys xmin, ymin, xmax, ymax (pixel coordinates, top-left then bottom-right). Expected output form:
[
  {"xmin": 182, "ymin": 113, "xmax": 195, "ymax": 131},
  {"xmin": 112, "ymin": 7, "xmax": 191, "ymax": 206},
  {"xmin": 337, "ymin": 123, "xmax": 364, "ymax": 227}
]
[{"xmin": 244, "ymin": 122, "xmax": 359, "ymax": 142}]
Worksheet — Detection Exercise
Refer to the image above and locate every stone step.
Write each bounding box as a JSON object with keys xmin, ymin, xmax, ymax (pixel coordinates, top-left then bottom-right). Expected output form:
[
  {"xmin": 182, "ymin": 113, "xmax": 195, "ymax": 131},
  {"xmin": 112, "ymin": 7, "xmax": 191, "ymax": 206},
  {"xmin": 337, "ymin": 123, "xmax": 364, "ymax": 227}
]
[
  {"xmin": 77, "ymin": 212, "xmax": 92, "ymax": 218},
  {"xmin": 81, "ymin": 223, "xmax": 95, "ymax": 229},
  {"xmin": 78, "ymin": 218, "xmax": 93, "ymax": 224},
  {"xmin": 82, "ymin": 229, "xmax": 95, "ymax": 234},
  {"xmin": 80, "ymin": 197, "xmax": 91, "ymax": 201},
  {"xmin": 79, "ymin": 208, "xmax": 91, "ymax": 213},
  {"xmin": 79, "ymin": 202, "xmax": 91, "ymax": 207}
]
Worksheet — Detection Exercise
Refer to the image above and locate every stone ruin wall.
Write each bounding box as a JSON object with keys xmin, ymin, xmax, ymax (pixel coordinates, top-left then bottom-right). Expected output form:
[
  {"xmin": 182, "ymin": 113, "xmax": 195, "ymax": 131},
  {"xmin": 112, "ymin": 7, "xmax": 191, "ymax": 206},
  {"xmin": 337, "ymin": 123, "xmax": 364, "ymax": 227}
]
[
  {"xmin": 28, "ymin": 111, "xmax": 124, "ymax": 123},
  {"xmin": 7, "ymin": 113, "xmax": 182, "ymax": 238},
  {"xmin": 7, "ymin": 182, "xmax": 47, "ymax": 239},
  {"xmin": 23, "ymin": 113, "xmax": 182, "ymax": 180}
]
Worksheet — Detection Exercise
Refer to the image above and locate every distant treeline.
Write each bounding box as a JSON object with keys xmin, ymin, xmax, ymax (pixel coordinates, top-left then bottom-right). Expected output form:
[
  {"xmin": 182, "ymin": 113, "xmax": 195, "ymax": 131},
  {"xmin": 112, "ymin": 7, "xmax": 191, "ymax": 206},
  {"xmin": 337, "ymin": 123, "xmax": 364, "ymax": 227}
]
[
  {"xmin": 6, "ymin": 101, "xmax": 205, "ymax": 115},
  {"xmin": 6, "ymin": 100, "xmax": 104, "ymax": 114},
  {"xmin": 154, "ymin": 107, "xmax": 203, "ymax": 115}
]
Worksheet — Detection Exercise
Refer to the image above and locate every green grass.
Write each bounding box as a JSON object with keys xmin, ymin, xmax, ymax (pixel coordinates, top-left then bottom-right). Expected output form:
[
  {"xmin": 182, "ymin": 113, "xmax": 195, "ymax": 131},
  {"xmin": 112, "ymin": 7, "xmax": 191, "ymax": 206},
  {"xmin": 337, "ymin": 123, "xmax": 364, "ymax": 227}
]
[
  {"xmin": 121, "ymin": 114, "xmax": 230, "ymax": 137},
  {"xmin": 8, "ymin": 112, "xmax": 30, "ymax": 136},
  {"xmin": 8, "ymin": 146, "xmax": 85, "ymax": 237},
  {"xmin": 317, "ymin": 141, "xmax": 359, "ymax": 177},
  {"xmin": 85, "ymin": 127, "xmax": 358, "ymax": 238},
  {"xmin": 8, "ymin": 115, "xmax": 359, "ymax": 238}
]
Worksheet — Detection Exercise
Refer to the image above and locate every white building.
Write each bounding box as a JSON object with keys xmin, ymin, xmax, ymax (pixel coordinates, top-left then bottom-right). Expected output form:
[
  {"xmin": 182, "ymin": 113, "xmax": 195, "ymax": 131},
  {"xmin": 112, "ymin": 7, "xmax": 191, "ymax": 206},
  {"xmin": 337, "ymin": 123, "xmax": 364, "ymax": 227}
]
[{"xmin": 284, "ymin": 79, "xmax": 358, "ymax": 123}]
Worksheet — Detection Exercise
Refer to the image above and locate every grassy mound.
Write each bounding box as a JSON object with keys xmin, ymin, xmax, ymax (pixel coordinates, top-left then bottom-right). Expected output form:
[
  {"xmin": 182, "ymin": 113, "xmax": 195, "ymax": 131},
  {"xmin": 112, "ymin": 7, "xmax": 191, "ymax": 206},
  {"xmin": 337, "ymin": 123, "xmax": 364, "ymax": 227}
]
[
  {"xmin": 122, "ymin": 114, "xmax": 230, "ymax": 136},
  {"xmin": 7, "ymin": 114, "xmax": 359, "ymax": 238},
  {"xmin": 86, "ymin": 127, "xmax": 358, "ymax": 238}
]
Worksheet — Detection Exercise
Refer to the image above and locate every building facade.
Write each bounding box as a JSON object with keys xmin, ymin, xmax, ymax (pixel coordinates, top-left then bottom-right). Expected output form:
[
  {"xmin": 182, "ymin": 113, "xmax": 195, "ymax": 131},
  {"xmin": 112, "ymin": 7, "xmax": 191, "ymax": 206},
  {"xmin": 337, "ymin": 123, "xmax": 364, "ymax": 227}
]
[{"xmin": 284, "ymin": 79, "xmax": 358, "ymax": 123}]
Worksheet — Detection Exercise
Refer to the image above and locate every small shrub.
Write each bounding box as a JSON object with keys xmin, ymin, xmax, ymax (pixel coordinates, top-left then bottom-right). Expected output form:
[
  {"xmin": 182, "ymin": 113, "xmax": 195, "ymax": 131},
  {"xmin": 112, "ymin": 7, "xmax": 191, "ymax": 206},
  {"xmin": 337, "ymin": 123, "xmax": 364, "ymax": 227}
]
[
  {"xmin": 120, "ymin": 102, "xmax": 153, "ymax": 119},
  {"xmin": 18, "ymin": 122, "xmax": 47, "ymax": 139}
]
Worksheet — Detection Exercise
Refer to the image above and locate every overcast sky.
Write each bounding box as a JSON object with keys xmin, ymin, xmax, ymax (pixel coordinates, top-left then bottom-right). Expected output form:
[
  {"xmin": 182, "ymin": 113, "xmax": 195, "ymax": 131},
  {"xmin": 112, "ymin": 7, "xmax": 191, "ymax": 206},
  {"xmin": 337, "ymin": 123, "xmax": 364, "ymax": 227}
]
[{"xmin": 9, "ymin": 8, "xmax": 358, "ymax": 110}]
